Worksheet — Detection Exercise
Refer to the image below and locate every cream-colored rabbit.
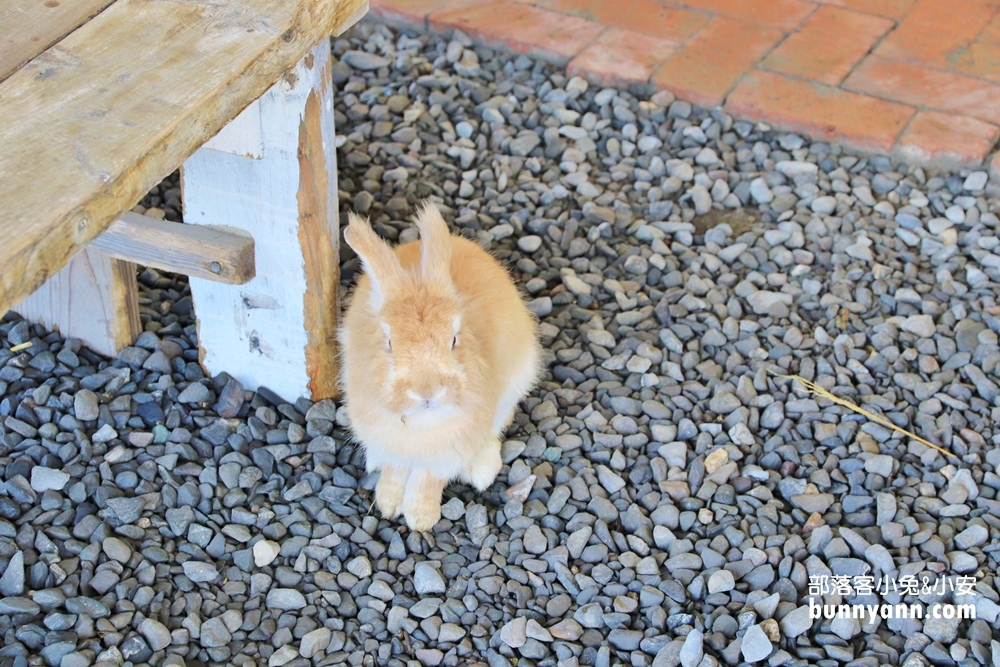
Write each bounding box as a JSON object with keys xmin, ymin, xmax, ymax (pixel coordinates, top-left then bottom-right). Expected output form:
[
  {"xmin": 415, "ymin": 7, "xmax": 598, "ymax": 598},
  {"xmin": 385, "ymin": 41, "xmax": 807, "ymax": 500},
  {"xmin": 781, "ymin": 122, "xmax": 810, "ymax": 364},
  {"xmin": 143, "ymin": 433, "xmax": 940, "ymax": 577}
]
[{"xmin": 339, "ymin": 202, "xmax": 542, "ymax": 532}]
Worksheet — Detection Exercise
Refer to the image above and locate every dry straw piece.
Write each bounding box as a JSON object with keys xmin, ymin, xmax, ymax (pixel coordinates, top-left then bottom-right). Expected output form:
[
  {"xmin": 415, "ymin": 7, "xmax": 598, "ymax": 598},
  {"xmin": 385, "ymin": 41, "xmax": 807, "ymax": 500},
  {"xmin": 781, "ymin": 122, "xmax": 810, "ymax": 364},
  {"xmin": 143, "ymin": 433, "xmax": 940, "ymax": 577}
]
[
  {"xmin": 8, "ymin": 342, "xmax": 31, "ymax": 353},
  {"xmin": 767, "ymin": 369, "xmax": 956, "ymax": 460}
]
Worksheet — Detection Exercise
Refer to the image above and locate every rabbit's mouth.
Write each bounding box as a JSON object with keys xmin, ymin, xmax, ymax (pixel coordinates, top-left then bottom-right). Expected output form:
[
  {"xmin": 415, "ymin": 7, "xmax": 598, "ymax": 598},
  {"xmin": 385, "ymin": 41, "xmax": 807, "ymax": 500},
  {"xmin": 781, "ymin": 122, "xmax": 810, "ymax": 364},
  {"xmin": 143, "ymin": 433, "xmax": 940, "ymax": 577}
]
[
  {"xmin": 400, "ymin": 401, "xmax": 460, "ymax": 427},
  {"xmin": 401, "ymin": 388, "xmax": 458, "ymax": 426}
]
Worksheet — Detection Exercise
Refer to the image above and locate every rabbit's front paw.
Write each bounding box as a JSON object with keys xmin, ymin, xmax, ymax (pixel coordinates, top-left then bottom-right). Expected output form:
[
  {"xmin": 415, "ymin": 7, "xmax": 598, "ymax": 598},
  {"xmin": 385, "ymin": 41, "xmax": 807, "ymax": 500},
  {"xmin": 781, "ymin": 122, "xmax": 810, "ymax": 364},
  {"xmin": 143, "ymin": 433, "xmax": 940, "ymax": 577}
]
[
  {"xmin": 403, "ymin": 498, "xmax": 442, "ymax": 532},
  {"xmin": 375, "ymin": 466, "xmax": 408, "ymax": 519},
  {"xmin": 467, "ymin": 447, "xmax": 502, "ymax": 492},
  {"xmin": 402, "ymin": 469, "xmax": 447, "ymax": 532}
]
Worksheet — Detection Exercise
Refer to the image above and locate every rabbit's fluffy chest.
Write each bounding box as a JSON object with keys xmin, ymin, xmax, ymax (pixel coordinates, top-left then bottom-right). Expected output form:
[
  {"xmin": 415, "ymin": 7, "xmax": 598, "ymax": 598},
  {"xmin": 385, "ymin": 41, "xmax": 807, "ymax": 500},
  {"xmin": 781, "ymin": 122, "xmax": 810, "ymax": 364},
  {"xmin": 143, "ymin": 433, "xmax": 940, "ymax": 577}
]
[{"xmin": 359, "ymin": 409, "xmax": 478, "ymax": 480}]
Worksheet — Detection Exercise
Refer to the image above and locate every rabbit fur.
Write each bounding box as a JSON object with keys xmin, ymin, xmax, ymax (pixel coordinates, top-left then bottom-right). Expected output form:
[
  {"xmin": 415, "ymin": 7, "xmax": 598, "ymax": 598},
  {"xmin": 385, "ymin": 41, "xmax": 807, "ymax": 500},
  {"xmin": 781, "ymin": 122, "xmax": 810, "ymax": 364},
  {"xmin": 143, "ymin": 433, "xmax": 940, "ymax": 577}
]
[{"xmin": 339, "ymin": 202, "xmax": 542, "ymax": 531}]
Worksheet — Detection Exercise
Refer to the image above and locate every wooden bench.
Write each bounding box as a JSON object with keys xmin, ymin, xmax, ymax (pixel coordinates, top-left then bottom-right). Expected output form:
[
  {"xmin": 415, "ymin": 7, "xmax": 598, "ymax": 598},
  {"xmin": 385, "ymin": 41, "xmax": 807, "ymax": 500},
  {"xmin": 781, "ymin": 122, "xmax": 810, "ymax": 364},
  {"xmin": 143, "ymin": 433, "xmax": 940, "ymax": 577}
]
[{"xmin": 0, "ymin": 0, "xmax": 368, "ymax": 401}]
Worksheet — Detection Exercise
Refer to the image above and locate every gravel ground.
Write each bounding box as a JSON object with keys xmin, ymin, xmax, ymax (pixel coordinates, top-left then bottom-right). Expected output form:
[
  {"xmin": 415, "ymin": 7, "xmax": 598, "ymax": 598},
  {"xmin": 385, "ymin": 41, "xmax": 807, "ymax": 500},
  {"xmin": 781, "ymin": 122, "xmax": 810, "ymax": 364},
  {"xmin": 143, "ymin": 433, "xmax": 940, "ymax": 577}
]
[{"xmin": 3, "ymin": 17, "xmax": 1000, "ymax": 667}]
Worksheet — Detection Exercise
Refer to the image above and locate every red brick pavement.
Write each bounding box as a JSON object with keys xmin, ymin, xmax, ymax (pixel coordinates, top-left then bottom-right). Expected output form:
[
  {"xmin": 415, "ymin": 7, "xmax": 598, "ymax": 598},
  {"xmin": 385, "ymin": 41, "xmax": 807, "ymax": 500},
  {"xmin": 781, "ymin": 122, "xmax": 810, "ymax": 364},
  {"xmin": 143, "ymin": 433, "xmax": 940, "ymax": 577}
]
[{"xmin": 370, "ymin": 0, "xmax": 1000, "ymax": 169}]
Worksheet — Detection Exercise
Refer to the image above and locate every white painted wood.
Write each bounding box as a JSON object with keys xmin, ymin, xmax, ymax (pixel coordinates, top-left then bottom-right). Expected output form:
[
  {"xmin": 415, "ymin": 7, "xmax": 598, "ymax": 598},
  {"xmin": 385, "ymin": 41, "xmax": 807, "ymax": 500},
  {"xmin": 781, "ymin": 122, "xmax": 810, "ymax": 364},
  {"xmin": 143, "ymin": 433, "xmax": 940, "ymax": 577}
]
[
  {"xmin": 203, "ymin": 102, "xmax": 264, "ymax": 159},
  {"xmin": 14, "ymin": 245, "xmax": 140, "ymax": 358},
  {"xmin": 182, "ymin": 40, "xmax": 340, "ymax": 402}
]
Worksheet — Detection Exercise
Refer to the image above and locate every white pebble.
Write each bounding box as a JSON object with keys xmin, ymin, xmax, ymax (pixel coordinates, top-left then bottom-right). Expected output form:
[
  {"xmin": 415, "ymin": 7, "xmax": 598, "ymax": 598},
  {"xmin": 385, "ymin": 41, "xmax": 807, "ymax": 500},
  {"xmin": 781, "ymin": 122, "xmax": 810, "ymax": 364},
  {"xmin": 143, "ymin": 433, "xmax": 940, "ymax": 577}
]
[
  {"xmin": 517, "ymin": 235, "xmax": 542, "ymax": 253},
  {"xmin": 964, "ymin": 171, "xmax": 988, "ymax": 191},
  {"xmin": 253, "ymin": 540, "xmax": 281, "ymax": 568}
]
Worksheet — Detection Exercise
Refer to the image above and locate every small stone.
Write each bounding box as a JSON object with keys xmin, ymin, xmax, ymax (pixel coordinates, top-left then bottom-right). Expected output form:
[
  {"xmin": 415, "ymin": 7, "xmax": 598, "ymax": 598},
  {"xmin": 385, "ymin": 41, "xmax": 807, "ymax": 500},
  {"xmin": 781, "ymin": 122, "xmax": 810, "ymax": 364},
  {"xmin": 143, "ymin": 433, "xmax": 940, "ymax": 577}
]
[
  {"xmin": 830, "ymin": 615, "xmax": 860, "ymax": 640},
  {"xmin": 811, "ymin": 196, "xmax": 837, "ymax": 214},
  {"xmin": 955, "ymin": 524, "xmax": 988, "ymax": 549},
  {"xmin": 708, "ymin": 569, "xmax": 735, "ymax": 593},
  {"xmin": 0, "ymin": 551, "xmax": 24, "ymax": 596},
  {"xmin": 518, "ymin": 235, "xmax": 542, "ymax": 253},
  {"xmin": 182, "ymin": 561, "xmax": 219, "ymax": 583},
  {"xmin": 780, "ymin": 606, "xmax": 812, "ymax": 638},
  {"xmin": 200, "ymin": 617, "xmax": 232, "ymax": 648},
  {"xmin": 704, "ymin": 448, "xmax": 729, "ymax": 474},
  {"xmin": 341, "ymin": 50, "xmax": 390, "ymax": 70},
  {"xmin": 413, "ymin": 561, "xmax": 446, "ymax": 595},
  {"xmin": 300, "ymin": 627, "xmax": 331, "ymax": 659},
  {"xmin": 562, "ymin": 274, "xmax": 592, "ymax": 296},
  {"xmin": 791, "ymin": 494, "xmax": 834, "ymax": 514},
  {"xmin": 509, "ymin": 132, "xmax": 541, "ymax": 157},
  {"xmin": 177, "ymin": 383, "xmax": 212, "ymax": 403},
  {"xmin": 945, "ymin": 205, "xmax": 966, "ymax": 223},
  {"xmin": 120, "ymin": 636, "xmax": 152, "ymax": 663},
  {"xmin": 679, "ymin": 628, "xmax": 704, "ymax": 667},
  {"xmin": 750, "ymin": 178, "xmax": 773, "ymax": 204},
  {"xmin": 30, "ymin": 467, "xmax": 69, "ymax": 492},
  {"xmin": 0, "ymin": 596, "xmax": 39, "ymax": 615},
  {"xmin": 596, "ymin": 465, "xmax": 626, "ymax": 494},
  {"xmin": 776, "ymin": 161, "xmax": 818, "ymax": 181},
  {"xmin": 728, "ymin": 422, "xmax": 755, "ymax": 446},
  {"xmin": 253, "ymin": 540, "xmax": 280, "ymax": 567},
  {"xmin": 549, "ymin": 618, "xmax": 583, "ymax": 641},
  {"xmin": 609, "ymin": 628, "xmax": 643, "ymax": 651},
  {"xmin": 106, "ymin": 496, "xmax": 144, "ymax": 524},
  {"xmin": 741, "ymin": 624, "xmax": 774, "ymax": 663},
  {"xmin": 586, "ymin": 329, "xmax": 616, "ymax": 348},
  {"xmin": 74, "ymin": 390, "xmax": 99, "ymax": 421},
  {"xmin": 214, "ymin": 378, "xmax": 245, "ymax": 418},
  {"xmin": 924, "ymin": 605, "xmax": 960, "ymax": 643},
  {"xmin": 500, "ymin": 616, "xmax": 527, "ymax": 648},
  {"xmin": 965, "ymin": 171, "xmax": 988, "ymax": 191},
  {"xmin": 267, "ymin": 588, "xmax": 307, "ymax": 611},
  {"xmin": 747, "ymin": 291, "xmax": 792, "ymax": 316},
  {"xmin": 140, "ymin": 618, "xmax": 172, "ymax": 651},
  {"xmin": 864, "ymin": 455, "xmax": 894, "ymax": 477},
  {"xmin": 525, "ymin": 619, "xmax": 551, "ymax": 642},
  {"xmin": 688, "ymin": 185, "xmax": 712, "ymax": 215},
  {"xmin": 103, "ymin": 537, "xmax": 132, "ymax": 564},
  {"xmin": 901, "ymin": 314, "xmax": 935, "ymax": 337},
  {"xmin": 269, "ymin": 645, "xmax": 299, "ymax": 667},
  {"xmin": 522, "ymin": 525, "xmax": 547, "ymax": 555}
]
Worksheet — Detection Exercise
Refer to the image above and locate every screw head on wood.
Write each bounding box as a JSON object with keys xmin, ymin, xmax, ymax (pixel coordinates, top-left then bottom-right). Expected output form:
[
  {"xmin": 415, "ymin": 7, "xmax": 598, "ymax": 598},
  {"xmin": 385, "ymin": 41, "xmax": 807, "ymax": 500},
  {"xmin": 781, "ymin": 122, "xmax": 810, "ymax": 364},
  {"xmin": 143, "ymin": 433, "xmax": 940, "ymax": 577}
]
[{"xmin": 210, "ymin": 262, "xmax": 222, "ymax": 273}]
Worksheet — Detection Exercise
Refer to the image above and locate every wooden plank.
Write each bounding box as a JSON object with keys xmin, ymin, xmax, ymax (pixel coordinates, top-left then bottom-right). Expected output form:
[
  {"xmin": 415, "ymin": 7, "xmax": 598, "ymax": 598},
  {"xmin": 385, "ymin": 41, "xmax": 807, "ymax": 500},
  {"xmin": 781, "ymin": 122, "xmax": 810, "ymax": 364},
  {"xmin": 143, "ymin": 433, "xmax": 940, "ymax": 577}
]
[
  {"xmin": 0, "ymin": 0, "xmax": 367, "ymax": 318},
  {"xmin": 183, "ymin": 41, "xmax": 340, "ymax": 402},
  {"xmin": 90, "ymin": 212, "xmax": 255, "ymax": 284},
  {"xmin": 200, "ymin": 1, "xmax": 368, "ymax": 158},
  {"xmin": 333, "ymin": 0, "xmax": 370, "ymax": 35},
  {"xmin": 0, "ymin": 0, "xmax": 115, "ymax": 83},
  {"xmin": 13, "ymin": 246, "xmax": 140, "ymax": 358}
]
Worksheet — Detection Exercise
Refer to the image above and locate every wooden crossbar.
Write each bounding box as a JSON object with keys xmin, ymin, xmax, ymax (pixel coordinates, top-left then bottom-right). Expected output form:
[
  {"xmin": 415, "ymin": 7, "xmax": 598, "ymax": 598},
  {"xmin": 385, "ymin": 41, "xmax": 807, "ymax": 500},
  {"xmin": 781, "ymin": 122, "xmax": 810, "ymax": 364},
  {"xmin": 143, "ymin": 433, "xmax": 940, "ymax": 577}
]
[{"xmin": 91, "ymin": 213, "xmax": 256, "ymax": 285}]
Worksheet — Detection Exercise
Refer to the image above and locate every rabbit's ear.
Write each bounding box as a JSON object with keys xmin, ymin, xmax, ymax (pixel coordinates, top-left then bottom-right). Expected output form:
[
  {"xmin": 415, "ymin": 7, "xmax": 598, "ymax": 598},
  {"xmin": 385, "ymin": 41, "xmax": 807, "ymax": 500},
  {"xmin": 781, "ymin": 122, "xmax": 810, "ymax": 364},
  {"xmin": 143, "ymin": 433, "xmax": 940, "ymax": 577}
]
[
  {"xmin": 344, "ymin": 213, "xmax": 404, "ymax": 308},
  {"xmin": 414, "ymin": 202, "xmax": 453, "ymax": 284}
]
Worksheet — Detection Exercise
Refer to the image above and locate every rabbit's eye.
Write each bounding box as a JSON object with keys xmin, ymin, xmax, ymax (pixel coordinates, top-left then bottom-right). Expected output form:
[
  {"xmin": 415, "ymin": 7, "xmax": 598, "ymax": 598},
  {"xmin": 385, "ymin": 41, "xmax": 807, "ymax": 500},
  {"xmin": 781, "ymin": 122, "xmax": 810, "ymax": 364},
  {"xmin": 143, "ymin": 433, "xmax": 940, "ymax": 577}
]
[
  {"xmin": 387, "ymin": 339, "xmax": 392, "ymax": 351},
  {"xmin": 451, "ymin": 336, "xmax": 457, "ymax": 349}
]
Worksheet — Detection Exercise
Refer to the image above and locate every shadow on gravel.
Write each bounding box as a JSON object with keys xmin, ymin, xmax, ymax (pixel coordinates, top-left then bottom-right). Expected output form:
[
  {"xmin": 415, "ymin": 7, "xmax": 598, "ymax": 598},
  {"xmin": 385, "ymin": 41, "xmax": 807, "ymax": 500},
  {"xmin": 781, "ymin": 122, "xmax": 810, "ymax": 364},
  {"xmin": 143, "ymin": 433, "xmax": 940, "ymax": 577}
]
[{"xmin": 691, "ymin": 208, "xmax": 762, "ymax": 236}]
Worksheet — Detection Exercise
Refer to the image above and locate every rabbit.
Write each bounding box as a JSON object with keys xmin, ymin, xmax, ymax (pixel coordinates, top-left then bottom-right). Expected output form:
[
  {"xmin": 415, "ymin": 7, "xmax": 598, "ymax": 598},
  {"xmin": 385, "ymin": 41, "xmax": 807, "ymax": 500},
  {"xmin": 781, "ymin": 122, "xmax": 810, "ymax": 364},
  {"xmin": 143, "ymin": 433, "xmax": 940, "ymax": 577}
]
[{"xmin": 338, "ymin": 202, "xmax": 543, "ymax": 532}]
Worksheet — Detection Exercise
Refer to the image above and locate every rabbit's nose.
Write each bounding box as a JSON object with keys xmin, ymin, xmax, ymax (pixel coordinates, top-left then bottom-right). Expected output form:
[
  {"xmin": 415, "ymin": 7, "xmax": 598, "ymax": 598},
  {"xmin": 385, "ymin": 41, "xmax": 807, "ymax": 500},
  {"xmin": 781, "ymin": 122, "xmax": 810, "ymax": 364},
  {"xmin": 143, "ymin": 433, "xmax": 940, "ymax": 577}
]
[{"xmin": 407, "ymin": 387, "xmax": 447, "ymax": 408}]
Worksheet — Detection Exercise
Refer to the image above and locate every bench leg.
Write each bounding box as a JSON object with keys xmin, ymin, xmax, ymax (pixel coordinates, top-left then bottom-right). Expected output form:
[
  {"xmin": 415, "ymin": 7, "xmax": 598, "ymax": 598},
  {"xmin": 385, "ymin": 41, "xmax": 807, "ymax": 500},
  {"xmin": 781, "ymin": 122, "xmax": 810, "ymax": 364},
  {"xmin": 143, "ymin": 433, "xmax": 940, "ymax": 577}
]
[
  {"xmin": 13, "ymin": 246, "xmax": 140, "ymax": 357},
  {"xmin": 181, "ymin": 40, "xmax": 340, "ymax": 402}
]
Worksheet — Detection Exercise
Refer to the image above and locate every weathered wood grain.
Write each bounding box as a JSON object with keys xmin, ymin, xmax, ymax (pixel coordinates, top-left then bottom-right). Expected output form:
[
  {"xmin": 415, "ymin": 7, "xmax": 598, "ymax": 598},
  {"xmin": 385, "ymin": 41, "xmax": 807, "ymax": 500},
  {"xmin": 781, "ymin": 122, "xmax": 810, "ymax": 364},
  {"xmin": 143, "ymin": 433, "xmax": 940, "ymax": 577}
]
[
  {"xmin": 183, "ymin": 42, "xmax": 340, "ymax": 402},
  {"xmin": 90, "ymin": 212, "xmax": 255, "ymax": 284},
  {"xmin": 297, "ymin": 58, "xmax": 342, "ymax": 401},
  {"xmin": 334, "ymin": 0, "xmax": 370, "ymax": 35},
  {"xmin": 14, "ymin": 246, "xmax": 140, "ymax": 358},
  {"xmin": 0, "ymin": 0, "xmax": 366, "ymax": 318},
  {"xmin": 0, "ymin": 0, "xmax": 115, "ymax": 83}
]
